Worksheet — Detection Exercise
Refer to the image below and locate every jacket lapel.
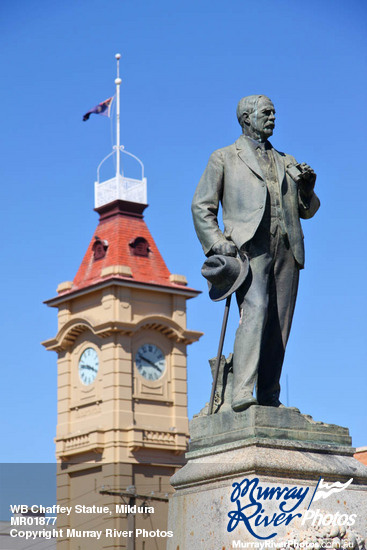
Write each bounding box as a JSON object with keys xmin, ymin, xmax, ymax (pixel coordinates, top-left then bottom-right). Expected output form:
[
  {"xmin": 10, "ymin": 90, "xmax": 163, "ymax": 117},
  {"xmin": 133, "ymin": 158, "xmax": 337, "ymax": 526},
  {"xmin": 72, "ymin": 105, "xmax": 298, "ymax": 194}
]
[
  {"xmin": 235, "ymin": 136, "xmax": 264, "ymax": 181},
  {"xmin": 272, "ymin": 148, "xmax": 286, "ymax": 192},
  {"xmin": 235, "ymin": 136, "xmax": 287, "ymax": 194}
]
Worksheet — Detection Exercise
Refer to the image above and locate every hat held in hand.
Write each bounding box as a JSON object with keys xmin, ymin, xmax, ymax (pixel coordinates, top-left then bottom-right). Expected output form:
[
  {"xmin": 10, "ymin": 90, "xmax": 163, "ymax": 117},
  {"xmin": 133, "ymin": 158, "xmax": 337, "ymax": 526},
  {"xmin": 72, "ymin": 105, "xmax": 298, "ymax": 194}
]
[{"xmin": 201, "ymin": 254, "xmax": 249, "ymax": 302}]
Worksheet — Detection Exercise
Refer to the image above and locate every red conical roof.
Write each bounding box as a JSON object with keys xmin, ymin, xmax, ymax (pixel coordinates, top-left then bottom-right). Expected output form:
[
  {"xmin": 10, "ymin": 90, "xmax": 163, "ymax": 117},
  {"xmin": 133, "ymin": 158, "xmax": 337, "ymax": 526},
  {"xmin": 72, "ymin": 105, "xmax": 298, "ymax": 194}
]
[{"xmin": 68, "ymin": 200, "xmax": 188, "ymax": 293}]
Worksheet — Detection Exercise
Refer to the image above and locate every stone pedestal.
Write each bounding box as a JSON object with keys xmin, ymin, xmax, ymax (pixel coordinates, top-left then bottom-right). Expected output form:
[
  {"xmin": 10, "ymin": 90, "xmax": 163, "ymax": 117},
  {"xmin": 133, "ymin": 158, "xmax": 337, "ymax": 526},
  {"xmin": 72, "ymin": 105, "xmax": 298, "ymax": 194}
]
[{"xmin": 168, "ymin": 407, "xmax": 367, "ymax": 550}]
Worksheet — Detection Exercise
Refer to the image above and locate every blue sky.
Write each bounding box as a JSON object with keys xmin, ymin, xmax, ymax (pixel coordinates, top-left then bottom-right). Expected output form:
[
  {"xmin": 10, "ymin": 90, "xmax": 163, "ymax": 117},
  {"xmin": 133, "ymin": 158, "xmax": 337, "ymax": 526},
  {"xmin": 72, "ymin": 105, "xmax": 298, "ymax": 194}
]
[{"xmin": 0, "ymin": 0, "xmax": 366, "ymax": 463}]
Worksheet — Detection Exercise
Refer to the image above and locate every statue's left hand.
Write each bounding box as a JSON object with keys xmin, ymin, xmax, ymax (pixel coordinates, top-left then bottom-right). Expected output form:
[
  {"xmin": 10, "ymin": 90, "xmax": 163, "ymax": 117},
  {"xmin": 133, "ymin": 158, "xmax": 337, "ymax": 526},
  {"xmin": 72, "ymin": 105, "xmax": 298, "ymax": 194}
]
[{"xmin": 299, "ymin": 163, "xmax": 316, "ymax": 196}]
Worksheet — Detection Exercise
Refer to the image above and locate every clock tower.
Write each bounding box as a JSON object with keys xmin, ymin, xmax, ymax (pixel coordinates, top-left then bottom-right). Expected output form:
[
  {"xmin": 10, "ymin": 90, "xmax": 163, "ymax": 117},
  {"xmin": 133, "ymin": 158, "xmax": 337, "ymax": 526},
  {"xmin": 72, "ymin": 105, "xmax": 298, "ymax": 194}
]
[{"xmin": 42, "ymin": 55, "xmax": 202, "ymax": 550}]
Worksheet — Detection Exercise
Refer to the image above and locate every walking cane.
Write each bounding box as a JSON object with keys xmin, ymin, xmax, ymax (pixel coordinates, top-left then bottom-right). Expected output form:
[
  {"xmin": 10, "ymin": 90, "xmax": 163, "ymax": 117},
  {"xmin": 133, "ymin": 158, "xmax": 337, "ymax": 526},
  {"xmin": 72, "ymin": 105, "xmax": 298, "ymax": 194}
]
[{"xmin": 208, "ymin": 294, "xmax": 232, "ymax": 415}]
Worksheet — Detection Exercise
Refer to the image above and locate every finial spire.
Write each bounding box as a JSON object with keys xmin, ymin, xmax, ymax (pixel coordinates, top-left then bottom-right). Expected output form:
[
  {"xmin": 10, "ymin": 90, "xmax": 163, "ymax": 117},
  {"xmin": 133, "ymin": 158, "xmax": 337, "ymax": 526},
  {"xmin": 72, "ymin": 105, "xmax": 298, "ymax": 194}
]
[
  {"xmin": 94, "ymin": 54, "xmax": 147, "ymax": 209},
  {"xmin": 115, "ymin": 53, "xmax": 122, "ymax": 180}
]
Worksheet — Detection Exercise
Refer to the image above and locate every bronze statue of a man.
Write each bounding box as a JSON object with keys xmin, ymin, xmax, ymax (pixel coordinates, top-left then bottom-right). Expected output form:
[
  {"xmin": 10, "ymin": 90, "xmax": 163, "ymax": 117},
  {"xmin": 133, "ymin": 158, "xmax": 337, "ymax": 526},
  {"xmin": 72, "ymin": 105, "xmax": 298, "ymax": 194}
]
[{"xmin": 192, "ymin": 95, "xmax": 320, "ymax": 412}]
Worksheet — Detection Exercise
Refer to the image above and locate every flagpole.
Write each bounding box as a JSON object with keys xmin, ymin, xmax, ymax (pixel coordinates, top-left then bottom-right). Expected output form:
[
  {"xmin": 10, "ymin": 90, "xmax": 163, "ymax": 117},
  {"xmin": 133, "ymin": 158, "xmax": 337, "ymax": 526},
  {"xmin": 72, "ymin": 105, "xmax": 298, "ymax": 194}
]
[{"xmin": 115, "ymin": 53, "xmax": 122, "ymax": 180}]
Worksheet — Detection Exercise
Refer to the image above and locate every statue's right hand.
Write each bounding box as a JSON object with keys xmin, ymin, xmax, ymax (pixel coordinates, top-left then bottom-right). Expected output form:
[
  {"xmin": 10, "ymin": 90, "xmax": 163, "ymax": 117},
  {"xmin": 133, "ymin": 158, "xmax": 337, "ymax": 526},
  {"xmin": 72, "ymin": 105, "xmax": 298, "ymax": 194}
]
[{"xmin": 211, "ymin": 241, "xmax": 237, "ymax": 257}]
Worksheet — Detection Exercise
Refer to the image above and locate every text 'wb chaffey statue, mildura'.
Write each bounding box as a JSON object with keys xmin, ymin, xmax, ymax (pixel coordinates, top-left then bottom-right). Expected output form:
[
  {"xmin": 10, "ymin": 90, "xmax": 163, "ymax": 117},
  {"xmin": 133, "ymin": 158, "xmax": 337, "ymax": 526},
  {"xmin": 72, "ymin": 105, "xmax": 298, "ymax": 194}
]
[{"xmin": 192, "ymin": 95, "xmax": 320, "ymax": 414}]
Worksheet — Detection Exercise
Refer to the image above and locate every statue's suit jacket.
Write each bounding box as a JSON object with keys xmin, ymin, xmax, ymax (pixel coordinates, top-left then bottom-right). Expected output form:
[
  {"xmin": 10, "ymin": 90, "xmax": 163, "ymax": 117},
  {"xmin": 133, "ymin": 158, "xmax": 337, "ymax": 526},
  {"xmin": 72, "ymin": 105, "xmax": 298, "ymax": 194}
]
[{"xmin": 191, "ymin": 135, "xmax": 320, "ymax": 268}]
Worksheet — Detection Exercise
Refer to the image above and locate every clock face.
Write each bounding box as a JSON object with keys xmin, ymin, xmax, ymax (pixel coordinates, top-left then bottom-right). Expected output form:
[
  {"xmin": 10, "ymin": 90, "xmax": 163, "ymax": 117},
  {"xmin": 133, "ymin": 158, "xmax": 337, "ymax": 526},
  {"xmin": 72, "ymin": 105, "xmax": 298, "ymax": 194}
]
[
  {"xmin": 135, "ymin": 344, "xmax": 166, "ymax": 381},
  {"xmin": 78, "ymin": 348, "xmax": 99, "ymax": 385}
]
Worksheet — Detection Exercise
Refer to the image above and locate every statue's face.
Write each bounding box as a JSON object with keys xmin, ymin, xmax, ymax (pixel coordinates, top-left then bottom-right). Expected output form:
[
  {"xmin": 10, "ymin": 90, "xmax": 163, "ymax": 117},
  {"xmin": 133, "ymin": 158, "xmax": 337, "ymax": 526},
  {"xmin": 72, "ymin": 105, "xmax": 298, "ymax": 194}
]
[{"xmin": 247, "ymin": 98, "xmax": 275, "ymax": 141}]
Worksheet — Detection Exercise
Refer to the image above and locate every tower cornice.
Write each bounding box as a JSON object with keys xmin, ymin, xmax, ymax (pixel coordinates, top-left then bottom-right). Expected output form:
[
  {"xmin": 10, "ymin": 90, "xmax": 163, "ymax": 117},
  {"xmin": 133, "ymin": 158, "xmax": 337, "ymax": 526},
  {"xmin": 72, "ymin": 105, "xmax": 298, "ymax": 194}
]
[{"xmin": 44, "ymin": 277, "xmax": 201, "ymax": 308}]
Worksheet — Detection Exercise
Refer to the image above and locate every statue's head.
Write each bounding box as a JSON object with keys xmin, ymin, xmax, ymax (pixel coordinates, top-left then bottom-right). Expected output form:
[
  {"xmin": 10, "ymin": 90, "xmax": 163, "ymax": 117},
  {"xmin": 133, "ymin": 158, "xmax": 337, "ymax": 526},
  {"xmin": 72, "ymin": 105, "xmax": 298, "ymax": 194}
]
[{"xmin": 236, "ymin": 95, "xmax": 275, "ymax": 142}]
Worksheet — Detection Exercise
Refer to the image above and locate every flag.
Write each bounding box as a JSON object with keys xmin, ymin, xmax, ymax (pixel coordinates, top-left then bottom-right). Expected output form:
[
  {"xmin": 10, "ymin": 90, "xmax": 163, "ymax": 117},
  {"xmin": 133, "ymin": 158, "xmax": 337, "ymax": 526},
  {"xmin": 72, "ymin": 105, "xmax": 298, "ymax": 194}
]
[
  {"xmin": 313, "ymin": 478, "xmax": 353, "ymax": 502},
  {"xmin": 83, "ymin": 97, "xmax": 113, "ymax": 121}
]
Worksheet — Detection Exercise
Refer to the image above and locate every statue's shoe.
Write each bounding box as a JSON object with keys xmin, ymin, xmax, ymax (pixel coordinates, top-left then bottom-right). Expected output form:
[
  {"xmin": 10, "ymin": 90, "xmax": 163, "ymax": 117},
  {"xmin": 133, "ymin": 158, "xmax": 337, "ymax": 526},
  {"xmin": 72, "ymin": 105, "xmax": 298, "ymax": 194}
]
[
  {"xmin": 232, "ymin": 394, "xmax": 258, "ymax": 412},
  {"xmin": 258, "ymin": 397, "xmax": 300, "ymax": 413},
  {"xmin": 258, "ymin": 396, "xmax": 282, "ymax": 407}
]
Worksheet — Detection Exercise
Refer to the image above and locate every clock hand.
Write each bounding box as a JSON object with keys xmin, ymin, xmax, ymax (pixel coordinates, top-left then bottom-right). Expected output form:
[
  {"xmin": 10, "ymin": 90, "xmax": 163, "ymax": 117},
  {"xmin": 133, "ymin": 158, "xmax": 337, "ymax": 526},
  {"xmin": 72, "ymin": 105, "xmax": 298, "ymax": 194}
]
[
  {"xmin": 81, "ymin": 364, "xmax": 97, "ymax": 372},
  {"xmin": 138, "ymin": 354, "xmax": 162, "ymax": 371}
]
